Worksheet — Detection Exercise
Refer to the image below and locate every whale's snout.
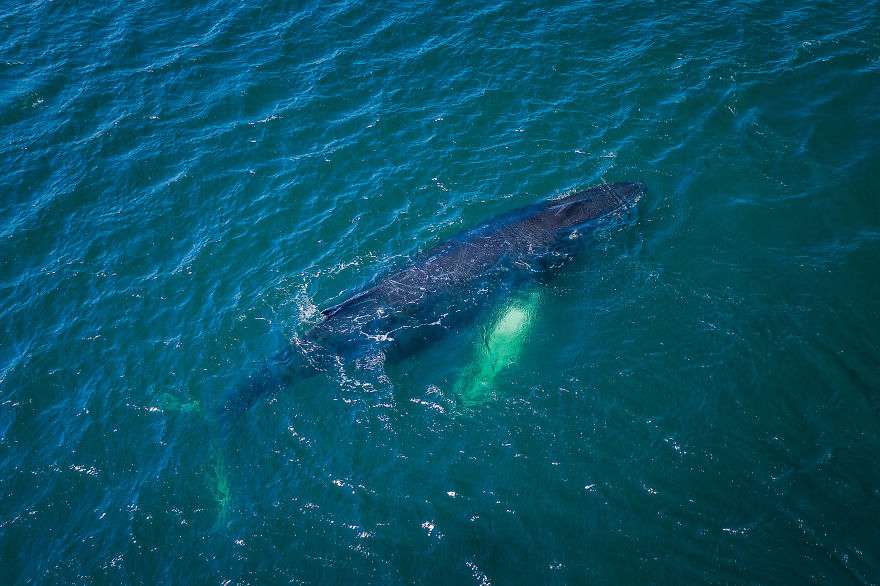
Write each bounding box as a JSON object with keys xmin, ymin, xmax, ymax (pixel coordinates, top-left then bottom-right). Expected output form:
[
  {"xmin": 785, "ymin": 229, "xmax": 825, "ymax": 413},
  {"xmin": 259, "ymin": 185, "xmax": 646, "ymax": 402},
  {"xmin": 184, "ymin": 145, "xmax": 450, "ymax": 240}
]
[{"xmin": 611, "ymin": 181, "xmax": 646, "ymax": 206}]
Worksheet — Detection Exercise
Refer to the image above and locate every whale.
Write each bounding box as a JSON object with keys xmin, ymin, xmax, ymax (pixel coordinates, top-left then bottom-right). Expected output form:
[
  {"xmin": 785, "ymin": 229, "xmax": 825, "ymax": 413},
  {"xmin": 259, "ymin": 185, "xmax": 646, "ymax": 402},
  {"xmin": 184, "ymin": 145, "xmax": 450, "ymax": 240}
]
[{"xmin": 223, "ymin": 181, "xmax": 645, "ymax": 414}]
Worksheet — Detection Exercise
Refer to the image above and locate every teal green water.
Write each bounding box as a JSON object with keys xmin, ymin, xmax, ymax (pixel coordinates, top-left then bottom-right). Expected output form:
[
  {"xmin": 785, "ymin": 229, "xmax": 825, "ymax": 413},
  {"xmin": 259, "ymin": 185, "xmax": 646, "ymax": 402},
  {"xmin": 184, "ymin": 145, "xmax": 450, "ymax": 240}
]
[{"xmin": 2, "ymin": 0, "xmax": 880, "ymax": 582}]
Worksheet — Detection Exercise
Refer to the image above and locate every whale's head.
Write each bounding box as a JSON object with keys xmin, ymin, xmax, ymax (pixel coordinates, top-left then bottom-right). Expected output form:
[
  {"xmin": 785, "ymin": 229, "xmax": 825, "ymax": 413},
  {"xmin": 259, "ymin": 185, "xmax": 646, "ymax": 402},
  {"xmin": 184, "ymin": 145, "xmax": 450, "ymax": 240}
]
[{"xmin": 541, "ymin": 181, "xmax": 645, "ymax": 233}]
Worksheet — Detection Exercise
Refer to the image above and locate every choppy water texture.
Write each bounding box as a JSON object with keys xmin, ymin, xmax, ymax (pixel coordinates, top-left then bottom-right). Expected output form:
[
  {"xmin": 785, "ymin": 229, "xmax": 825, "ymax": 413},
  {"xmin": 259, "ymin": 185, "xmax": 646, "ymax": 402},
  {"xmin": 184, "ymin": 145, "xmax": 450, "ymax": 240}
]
[{"xmin": 2, "ymin": 0, "xmax": 880, "ymax": 583}]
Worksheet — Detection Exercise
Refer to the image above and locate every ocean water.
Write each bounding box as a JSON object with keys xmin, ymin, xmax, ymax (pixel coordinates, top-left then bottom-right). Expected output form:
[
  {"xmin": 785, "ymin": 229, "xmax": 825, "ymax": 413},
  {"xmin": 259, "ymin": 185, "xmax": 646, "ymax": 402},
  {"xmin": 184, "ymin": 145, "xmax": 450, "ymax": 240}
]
[{"xmin": 2, "ymin": 0, "xmax": 880, "ymax": 582}]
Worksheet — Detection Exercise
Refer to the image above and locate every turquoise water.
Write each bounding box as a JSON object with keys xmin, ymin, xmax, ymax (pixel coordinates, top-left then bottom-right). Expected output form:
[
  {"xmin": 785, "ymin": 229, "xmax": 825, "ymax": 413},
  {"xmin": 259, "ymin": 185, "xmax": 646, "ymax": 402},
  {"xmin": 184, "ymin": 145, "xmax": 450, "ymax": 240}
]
[{"xmin": 2, "ymin": 0, "xmax": 880, "ymax": 582}]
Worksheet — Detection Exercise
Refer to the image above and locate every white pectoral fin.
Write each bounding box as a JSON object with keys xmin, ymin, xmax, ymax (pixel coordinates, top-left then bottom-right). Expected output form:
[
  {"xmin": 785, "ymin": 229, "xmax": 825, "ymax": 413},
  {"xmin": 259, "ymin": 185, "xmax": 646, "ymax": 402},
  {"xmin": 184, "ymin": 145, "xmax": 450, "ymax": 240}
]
[{"xmin": 457, "ymin": 289, "xmax": 542, "ymax": 405}]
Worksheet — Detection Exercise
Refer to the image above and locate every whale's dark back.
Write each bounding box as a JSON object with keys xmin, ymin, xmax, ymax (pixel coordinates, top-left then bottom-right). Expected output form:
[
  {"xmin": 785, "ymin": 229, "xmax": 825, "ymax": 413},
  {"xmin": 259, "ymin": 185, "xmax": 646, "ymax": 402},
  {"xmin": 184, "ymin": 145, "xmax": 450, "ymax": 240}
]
[{"xmin": 223, "ymin": 181, "xmax": 645, "ymax": 415}]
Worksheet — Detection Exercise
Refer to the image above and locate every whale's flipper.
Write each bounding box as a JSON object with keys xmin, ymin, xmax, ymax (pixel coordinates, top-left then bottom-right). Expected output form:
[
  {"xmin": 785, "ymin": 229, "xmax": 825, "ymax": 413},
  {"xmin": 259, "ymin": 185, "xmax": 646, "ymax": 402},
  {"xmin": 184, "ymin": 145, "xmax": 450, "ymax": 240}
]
[
  {"xmin": 210, "ymin": 442, "xmax": 231, "ymax": 523},
  {"xmin": 457, "ymin": 289, "xmax": 542, "ymax": 405}
]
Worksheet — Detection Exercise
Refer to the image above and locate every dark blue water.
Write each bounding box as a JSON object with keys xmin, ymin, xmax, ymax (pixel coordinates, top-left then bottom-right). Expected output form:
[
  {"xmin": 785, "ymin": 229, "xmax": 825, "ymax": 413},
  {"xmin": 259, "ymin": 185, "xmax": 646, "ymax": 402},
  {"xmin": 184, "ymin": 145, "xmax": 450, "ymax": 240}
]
[{"xmin": 2, "ymin": 0, "xmax": 879, "ymax": 582}]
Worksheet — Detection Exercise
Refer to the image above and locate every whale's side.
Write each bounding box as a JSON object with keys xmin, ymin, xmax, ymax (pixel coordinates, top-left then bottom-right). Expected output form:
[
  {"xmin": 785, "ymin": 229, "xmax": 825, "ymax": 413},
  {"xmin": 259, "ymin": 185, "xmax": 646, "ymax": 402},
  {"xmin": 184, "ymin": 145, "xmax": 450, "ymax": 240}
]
[{"xmin": 222, "ymin": 181, "xmax": 645, "ymax": 415}]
